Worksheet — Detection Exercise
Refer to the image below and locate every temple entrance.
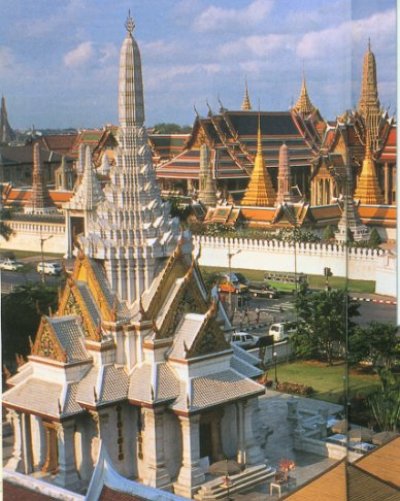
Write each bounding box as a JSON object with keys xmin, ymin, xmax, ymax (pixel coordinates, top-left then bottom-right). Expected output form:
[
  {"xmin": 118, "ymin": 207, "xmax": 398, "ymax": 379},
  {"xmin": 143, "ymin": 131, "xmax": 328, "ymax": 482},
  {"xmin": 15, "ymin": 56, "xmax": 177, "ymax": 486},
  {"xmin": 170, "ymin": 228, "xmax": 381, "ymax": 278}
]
[
  {"xmin": 199, "ymin": 410, "xmax": 224, "ymax": 463},
  {"xmin": 200, "ymin": 422, "xmax": 212, "ymax": 460}
]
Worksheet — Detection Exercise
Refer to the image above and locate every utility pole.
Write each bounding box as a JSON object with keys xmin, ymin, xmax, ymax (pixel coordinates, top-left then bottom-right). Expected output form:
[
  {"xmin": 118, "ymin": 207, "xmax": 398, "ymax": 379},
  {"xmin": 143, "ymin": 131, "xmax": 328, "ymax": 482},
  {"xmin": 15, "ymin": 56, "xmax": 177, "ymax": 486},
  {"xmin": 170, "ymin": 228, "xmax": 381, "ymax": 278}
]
[{"xmin": 39, "ymin": 231, "xmax": 53, "ymax": 284}]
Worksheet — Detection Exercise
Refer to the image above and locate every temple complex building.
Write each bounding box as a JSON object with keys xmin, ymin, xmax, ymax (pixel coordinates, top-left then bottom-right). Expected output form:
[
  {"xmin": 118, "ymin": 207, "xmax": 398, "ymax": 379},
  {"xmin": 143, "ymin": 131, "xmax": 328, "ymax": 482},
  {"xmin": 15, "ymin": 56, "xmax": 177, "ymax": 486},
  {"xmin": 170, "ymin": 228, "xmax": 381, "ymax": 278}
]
[{"xmin": 3, "ymin": 14, "xmax": 269, "ymax": 499}]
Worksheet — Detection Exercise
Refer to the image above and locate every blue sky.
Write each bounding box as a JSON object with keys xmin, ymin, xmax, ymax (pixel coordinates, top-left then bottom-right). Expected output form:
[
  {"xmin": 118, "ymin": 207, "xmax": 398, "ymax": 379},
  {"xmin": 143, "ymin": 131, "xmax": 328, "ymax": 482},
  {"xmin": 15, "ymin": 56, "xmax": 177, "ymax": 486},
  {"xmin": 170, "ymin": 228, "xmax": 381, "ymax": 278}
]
[{"xmin": 1, "ymin": 0, "xmax": 396, "ymax": 129}]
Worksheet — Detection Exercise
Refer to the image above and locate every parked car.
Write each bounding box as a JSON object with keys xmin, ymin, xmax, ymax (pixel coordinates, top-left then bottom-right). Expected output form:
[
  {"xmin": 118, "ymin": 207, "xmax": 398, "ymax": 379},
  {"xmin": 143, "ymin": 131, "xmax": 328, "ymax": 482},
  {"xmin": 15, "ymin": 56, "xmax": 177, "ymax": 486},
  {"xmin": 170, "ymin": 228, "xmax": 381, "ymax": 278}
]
[
  {"xmin": 37, "ymin": 262, "xmax": 63, "ymax": 276},
  {"xmin": 230, "ymin": 331, "xmax": 259, "ymax": 349},
  {"xmin": 247, "ymin": 281, "xmax": 280, "ymax": 299},
  {"xmin": 0, "ymin": 259, "xmax": 25, "ymax": 271},
  {"xmin": 268, "ymin": 322, "xmax": 296, "ymax": 342}
]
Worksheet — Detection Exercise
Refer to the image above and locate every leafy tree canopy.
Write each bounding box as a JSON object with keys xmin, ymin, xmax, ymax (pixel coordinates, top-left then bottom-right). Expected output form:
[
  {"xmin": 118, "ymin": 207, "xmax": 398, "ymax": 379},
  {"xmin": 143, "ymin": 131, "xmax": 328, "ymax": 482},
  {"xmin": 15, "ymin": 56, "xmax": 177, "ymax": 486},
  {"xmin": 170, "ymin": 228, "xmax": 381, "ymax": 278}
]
[
  {"xmin": 152, "ymin": 123, "xmax": 192, "ymax": 134},
  {"xmin": 2, "ymin": 282, "xmax": 58, "ymax": 363},
  {"xmin": 292, "ymin": 284, "xmax": 360, "ymax": 364}
]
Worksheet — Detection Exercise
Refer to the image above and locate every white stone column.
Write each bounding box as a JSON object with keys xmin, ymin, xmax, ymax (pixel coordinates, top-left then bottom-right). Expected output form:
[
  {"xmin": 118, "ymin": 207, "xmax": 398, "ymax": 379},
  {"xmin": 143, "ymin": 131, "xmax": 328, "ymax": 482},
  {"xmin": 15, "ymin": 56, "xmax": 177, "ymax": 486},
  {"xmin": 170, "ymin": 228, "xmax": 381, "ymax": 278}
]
[
  {"xmin": 243, "ymin": 400, "xmax": 264, "ymax": 466},
  {"xmin": 174, "ymin": 415, "xmax": 205, "ymax": 498},
  {"xmin": 65, "ymin": 210, "xmax": 73, "ymax": 258},
  {"xmin": 54, "ymin": 421, "xmax": 80, "ymax": 490},
  {"xmin": 31, "ymin": 415, "xmax": 46, "ymax": 469},
  {"xmin": 141, "ymin": 408, "xmax": 171, "ymax": 490},
  {"xmin": 236, "ymin": 402, "xmax": 245, "ymax": 466},
  {"xmin": 6, "ymin": 410, "xmax": 33, "ymax": 473}
]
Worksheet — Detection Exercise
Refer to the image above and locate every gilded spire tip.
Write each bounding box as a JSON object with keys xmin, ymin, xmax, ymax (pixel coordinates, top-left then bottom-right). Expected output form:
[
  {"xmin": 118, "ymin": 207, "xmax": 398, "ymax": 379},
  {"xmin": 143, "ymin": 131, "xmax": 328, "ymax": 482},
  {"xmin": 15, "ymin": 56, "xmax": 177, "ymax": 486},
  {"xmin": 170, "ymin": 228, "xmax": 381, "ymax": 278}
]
[{"xmin": 125, "ymin": 9, "xmax": 135, "ymax": 34}]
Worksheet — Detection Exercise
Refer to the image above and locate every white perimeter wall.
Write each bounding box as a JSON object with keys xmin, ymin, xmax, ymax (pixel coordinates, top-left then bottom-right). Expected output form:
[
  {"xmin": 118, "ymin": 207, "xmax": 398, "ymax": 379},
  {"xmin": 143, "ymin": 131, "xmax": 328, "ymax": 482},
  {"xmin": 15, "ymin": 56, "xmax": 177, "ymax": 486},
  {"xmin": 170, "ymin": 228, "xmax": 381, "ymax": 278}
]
[
  {"xmin": 0, "ymin": 220, "xmax": 66, "ymax": 254},
  {"xmin": 195, "ymin": 236, "xmax": 396, "ymax": 297}
]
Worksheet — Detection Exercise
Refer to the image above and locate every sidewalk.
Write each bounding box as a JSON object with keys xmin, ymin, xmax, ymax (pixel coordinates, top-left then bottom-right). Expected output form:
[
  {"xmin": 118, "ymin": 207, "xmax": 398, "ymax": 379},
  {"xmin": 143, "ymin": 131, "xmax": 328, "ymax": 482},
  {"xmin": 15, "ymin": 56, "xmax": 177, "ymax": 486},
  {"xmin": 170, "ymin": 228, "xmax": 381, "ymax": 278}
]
[{"xmin": 350, "ymin": 292, "xmax": 396, "ymax": 305}]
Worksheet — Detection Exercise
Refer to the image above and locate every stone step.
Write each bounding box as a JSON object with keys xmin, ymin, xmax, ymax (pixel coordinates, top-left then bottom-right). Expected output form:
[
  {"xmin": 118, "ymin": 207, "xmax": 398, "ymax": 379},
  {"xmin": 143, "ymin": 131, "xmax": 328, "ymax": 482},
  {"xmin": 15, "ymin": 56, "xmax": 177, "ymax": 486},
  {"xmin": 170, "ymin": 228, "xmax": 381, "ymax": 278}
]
[{"xmin": 194, "ymin": 464, "xmax": 275, "ymax": 500}]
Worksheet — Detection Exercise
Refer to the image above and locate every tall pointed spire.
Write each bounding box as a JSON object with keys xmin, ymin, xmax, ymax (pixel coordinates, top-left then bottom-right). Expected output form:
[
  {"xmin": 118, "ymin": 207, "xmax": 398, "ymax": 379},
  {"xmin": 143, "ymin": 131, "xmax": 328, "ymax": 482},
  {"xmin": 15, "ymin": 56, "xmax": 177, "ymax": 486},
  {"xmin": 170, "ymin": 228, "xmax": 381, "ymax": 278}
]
[
  {"xmin": 79, "ymin": 13, "xmax": 179, "ymax": 304},
  {"xmin": 198, "ymin": 143, "xmax": 217, "ymax": 207},
  {"xmin": 241, "ymin": 80, "xmax": 252, "ymax": 111},
  {"xmin": 358, "ymin": 40, "xmax": 381, "ymax": 151},
  {"xmin": 276, "ymin": 143, "xmax": 296, "ymax": 205},
  {"xmin": 25, "ymin": 143, "xmax": 56, "ymax": 214},
  {"xmin": 358, "ymin": 40, "xmax": 380, "ymax": 117},
  {"xmin": 292, "ymin": 75, "xmax": 316, "ymax": 115},
  {"xmin": 241, "ymin": 115, "xmax": 276, "ymax": 206},
  {"xmin": 354, "ymin": 128, "xmax": 384, "ymax": 205},
  {"xmin": 0, "ymin": 95, "xmax": 16, "ymax": 144}
]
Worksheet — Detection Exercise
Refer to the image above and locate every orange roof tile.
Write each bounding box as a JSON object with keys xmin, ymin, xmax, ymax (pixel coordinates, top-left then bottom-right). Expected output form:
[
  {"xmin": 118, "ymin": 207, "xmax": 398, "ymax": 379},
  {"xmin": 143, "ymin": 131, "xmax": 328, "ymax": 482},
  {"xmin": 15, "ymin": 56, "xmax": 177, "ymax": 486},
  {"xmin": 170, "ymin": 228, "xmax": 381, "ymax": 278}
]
[{"xmin": 355, "ymin": 436, "xmax": 400, "ymax": 488}]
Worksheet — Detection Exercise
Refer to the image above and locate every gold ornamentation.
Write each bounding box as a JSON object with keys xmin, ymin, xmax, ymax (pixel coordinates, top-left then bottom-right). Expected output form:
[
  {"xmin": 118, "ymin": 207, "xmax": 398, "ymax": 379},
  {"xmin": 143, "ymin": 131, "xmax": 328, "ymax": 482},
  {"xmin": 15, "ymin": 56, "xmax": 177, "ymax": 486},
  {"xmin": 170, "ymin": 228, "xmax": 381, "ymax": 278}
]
[{"xmin": 32, "ymin": 318, "xmax": 68, "ymax": 362}]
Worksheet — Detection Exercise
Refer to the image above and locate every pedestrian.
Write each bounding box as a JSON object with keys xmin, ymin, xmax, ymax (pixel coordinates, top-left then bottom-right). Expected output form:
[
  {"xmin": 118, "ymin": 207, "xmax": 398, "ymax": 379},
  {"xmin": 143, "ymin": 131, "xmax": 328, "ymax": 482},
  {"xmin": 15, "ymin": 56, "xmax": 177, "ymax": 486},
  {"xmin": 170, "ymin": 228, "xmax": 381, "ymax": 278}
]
[
  {"xmin": 244, "ymin": 307, "xmax": 249, "ymax": 324},
  {"xmin": 255, "ymin": 307, "xmax": 260, "ymax": 325}
]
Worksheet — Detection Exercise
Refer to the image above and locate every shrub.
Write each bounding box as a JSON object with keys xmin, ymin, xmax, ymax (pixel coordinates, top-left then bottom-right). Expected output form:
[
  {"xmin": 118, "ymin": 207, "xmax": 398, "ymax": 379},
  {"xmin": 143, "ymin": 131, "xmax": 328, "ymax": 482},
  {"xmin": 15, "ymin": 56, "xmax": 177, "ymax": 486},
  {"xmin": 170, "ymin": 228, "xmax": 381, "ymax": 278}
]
[{"xmin": 276, "ymin": 381, "xmax": 315, "ymax": 396}]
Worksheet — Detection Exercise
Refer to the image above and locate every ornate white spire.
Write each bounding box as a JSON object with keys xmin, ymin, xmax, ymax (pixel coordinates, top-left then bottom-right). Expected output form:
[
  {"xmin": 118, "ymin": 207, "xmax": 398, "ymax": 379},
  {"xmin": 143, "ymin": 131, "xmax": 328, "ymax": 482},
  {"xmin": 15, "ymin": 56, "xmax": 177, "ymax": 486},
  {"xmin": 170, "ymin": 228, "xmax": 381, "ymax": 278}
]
[
  {"xmin": 66, "ymin": 145, "xmax": 104, "ymax": 211},
  {"xmin": 79, "ymin": 13, "xmax": 180, "ymax": 305}
]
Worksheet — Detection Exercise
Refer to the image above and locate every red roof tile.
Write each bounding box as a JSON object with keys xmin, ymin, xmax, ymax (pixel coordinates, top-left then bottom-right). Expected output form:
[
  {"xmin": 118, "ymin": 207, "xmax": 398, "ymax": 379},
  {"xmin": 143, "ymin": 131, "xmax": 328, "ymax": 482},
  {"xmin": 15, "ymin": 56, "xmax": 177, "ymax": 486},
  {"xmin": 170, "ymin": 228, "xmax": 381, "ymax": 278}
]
[{"xmin": 3, "ymin": 480, "xmax": 55, "ymax": 500}]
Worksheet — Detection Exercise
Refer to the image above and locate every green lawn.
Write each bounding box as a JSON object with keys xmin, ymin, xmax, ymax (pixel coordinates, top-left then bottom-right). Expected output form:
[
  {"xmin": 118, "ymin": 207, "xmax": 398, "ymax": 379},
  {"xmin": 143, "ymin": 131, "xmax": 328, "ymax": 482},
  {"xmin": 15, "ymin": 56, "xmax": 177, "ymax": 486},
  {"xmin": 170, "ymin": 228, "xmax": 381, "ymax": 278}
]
[
  {"xmin": 275, "ymin": 361, "xmax": 380, "ymax": 403},
  {"xmin": 200, "ymin": 266, "xmax": 375, "ymax": 294}
]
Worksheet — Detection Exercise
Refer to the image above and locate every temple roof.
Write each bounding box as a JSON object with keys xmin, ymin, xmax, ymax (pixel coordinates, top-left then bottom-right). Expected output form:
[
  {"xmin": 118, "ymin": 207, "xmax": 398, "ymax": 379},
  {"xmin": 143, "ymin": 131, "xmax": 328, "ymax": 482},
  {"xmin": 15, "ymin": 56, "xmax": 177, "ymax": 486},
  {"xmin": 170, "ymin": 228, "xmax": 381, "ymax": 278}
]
[
  {"xmin": 157, "ymin": 111, "xmax": 316, "ymax": 180},
  {"xmin": 292, "ymin": 77, "xmax": 317, "ymax": 116}
]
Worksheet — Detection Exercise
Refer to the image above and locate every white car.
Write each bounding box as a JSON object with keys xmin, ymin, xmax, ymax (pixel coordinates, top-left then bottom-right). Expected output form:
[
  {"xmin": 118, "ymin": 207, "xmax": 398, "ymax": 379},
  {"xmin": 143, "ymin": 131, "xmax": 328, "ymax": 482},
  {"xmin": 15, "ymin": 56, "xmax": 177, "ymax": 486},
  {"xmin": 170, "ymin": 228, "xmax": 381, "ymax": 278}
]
[
  {"xmin": 269, "ymin": 322, "xmax": 296, "ymax": 342},
  {"xmin": 37, "ymin": 262, "xmax": 63, "ymax": 276},
  {"xmin": 0, "ymin": 259, "xmax": 24, "ymax": 271},
  {"xmin": 231, "ymin": 331, "xmax": 259, "ymax": 349}
]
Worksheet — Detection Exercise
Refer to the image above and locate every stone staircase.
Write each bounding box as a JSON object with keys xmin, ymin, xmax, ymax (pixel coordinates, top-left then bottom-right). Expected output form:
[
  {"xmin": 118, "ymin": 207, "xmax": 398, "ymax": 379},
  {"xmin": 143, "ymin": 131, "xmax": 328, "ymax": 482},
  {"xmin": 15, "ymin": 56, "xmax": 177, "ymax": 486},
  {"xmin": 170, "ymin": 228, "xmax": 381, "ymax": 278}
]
[{"xmin": 194, "ymin": 464, "xmax": 276, "ymax": 500}]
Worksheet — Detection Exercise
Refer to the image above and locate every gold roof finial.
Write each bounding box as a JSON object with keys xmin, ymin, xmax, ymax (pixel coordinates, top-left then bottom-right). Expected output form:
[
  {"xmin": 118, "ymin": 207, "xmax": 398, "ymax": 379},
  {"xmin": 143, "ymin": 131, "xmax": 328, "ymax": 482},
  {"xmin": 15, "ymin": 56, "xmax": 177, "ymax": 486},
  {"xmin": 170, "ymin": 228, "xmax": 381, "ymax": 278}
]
[
  {"xmin": 241, "ymin": 113, "xmax": 276, "ymax": 207},
  {"xmin": 125, "ymin": 9, "xmax": 135, "ymax": 34},
  {"xmin": 292, "ymin": 72, "xmax": 316, "ymax": 116},
  {"xmin": 241, "ymin": 79, "xmax": 252, "ymax": 111}
]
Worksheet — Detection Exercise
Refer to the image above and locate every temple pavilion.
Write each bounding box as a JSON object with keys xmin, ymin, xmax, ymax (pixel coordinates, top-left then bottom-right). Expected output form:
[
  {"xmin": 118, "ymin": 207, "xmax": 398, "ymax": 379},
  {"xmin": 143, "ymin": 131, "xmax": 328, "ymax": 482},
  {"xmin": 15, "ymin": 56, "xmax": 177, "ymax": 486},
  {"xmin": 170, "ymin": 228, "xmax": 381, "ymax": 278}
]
[{"xmin": 3, "ymin": 13, "xmax": 269, "ymax": 499}]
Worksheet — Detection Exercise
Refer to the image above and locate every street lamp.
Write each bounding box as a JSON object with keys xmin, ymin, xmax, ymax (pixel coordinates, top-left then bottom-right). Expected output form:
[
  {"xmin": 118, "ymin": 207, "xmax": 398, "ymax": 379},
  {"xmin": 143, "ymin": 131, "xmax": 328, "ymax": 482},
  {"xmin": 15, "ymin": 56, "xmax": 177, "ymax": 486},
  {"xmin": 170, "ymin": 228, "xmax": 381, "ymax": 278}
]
[
  {"xmin": 273, "ymin": 351, "xmax": 278, "ymax": 387},
  {"xmin": 227, "ymin": 245, "xmax": 241, "ymax": 316},
  {"xmin": 39, "ymin": 232, "xmax": 53, "ymax": 283}
]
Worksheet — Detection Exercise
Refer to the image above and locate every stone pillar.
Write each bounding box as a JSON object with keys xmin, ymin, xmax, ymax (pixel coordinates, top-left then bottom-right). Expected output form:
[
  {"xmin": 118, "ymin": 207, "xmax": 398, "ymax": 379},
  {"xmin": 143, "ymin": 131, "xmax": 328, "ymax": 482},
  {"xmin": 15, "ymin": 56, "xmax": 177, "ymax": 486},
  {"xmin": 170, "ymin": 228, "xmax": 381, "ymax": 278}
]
[
  {"xmin": 236, "ymin": 402, "xmax": 245, "ymax": 466},
  {"xmin": 42, "ymin": 421, "xmax": 58, "ymax": 473},
  {"xmin": 243, "ymin": 400, "xmax": 263, "ymax": 465},
  {"xmin": 6, "ymin": 410, "xmax": 33, "ymax": 473},
  {"xmin": 174, "ymin": 415, "xmax": 205, "ymax": 498},
  {"xmin": 31, "ymin": 415, "xmax": 46, "ymax": 469},
  {"xmin": 65, "ymin": 210, "xmax": 72, "ymax": 258},
  {"xmin": 141, "ymin": 408, "xmax": 171, "ymax": 490},
  {"xmin": 384, "ymin": 162, "xmax": 390, "ymax": 204},
  {"xmin": 54, "ymin": 421, "xmax": 80, "ymax": 490}
]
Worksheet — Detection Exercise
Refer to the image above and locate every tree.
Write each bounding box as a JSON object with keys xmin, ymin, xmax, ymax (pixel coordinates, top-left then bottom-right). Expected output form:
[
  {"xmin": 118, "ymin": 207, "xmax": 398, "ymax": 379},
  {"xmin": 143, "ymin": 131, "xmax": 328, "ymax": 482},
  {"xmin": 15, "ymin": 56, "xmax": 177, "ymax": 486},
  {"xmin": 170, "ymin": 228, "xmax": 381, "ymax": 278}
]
[
  {"xmin": 322, "ymin": 225, "xmax": 336, "ymax": 242},
  {"xmin": 368, "ymin": 369, "xmax": 400, "ymax": 432},
  {"xmin": 349, "ymin": 322, "xmax": 399, "ymax": 369},
  {"xmin": 152, "ymin": 123, "xmax": 192, "ymax": 134},
  {"xmin": 292, "ymin": 285, "xmax": 360, "ymax": 364},
  {"xmin": 368, "ymin": 228, "xmax": 382, "ymax": 248},
  {"xmin": 0, "ymin": 208, "xmax": 13, "ymax": 240},
  {"xmin": 1, "ymin": 283, "xmax": 58, "ymax": 363}
]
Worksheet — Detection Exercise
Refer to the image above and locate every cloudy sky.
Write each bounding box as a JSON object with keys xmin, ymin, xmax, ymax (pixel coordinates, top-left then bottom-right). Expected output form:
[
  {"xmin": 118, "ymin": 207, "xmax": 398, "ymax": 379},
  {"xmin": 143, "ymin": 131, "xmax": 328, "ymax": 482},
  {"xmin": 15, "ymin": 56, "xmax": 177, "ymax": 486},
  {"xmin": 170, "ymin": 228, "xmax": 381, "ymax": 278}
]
[{"xmin": 1, "ymin": 0, "xmax": 396, "ymax": 130}]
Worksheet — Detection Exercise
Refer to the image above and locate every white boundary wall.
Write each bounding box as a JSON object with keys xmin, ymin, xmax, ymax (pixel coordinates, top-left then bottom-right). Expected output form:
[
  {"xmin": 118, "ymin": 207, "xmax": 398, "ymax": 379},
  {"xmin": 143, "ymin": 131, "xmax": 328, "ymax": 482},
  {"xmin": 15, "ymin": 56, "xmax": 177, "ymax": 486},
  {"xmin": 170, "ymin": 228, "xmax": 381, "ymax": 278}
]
[
  {"xmin": 0, "ymin": 220, "xmax": 66, "ymax": 254},
  {"xmin": 195, "ymin": 235, "xmax": 388, "ymax": 282}
]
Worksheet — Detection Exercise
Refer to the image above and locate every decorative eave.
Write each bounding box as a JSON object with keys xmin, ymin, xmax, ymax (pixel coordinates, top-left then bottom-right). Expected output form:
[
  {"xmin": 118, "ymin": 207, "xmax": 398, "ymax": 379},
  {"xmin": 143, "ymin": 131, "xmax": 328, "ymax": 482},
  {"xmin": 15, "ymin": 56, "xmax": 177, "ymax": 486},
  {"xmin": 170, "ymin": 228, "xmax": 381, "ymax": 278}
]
[{"xmin": 31, "ymin": 317, "xmax": 68, "ymax": 363}]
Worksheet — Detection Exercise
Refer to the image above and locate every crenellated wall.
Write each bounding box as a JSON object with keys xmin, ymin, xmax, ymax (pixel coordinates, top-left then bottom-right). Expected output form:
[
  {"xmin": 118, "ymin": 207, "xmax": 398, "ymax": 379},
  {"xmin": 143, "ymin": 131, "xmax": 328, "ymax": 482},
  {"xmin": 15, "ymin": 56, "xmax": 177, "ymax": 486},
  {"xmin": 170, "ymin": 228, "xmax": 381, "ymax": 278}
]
[{"xmin": 195, "ymin": 235, "xmax": 387, "ymax": 283}]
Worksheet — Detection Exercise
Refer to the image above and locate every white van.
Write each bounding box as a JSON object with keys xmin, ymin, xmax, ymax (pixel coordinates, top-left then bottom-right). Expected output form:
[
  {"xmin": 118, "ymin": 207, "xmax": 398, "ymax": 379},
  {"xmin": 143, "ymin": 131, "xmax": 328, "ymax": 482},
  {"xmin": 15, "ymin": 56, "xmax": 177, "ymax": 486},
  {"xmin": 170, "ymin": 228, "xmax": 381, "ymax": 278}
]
[
  {"xmin": 37, "ymin": 262, "xmax": 62, "ymax": 276},
  {"xmin": 269, "ymin": 323, "xmax": 296, "ymax": 342}
]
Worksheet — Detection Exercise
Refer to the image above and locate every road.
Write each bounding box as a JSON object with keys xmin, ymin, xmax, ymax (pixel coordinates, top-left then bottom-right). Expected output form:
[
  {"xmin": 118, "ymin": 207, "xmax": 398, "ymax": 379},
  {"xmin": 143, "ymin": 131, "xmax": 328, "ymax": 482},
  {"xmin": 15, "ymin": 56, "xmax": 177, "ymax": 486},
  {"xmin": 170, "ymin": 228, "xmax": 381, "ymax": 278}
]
[{"xmin": 1, "ymin": 269, "xmax": 62, "ymax": 293}]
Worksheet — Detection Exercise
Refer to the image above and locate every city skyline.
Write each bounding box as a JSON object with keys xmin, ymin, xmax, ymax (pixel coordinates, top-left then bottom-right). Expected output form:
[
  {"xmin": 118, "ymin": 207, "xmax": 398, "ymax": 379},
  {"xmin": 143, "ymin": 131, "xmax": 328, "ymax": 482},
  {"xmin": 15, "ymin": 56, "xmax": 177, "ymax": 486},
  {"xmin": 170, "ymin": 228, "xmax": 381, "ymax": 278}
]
[{"xmin": 1, "ymin": 0, "xmax": 396, "ymax": 129}]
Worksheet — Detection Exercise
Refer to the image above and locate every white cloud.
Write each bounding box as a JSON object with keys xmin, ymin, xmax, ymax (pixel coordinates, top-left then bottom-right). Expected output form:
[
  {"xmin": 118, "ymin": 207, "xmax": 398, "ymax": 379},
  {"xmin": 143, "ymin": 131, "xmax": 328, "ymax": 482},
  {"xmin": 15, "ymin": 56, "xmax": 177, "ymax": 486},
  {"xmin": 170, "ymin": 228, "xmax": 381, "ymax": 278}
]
[
  {"xmin": 297, "ymin": 8, "xmax": 395, "ymax": 60},
  {"xmin": 194, "ymin": 0, "xmax": 274, "ymax": 32},
  {"xmin": 219, "ymin": 33, "xmax": 294, "ymax": 59},
  {"xmin": 141, "ymin": 40, "xmax": 179, "ymax": 59},
  {"xmin": 64, "ymin": 42, "xmax": 94, "ymax": 68},
  {"xmin": 99, "ymin": 43, "xmax": 118, "ymax": 65}
]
